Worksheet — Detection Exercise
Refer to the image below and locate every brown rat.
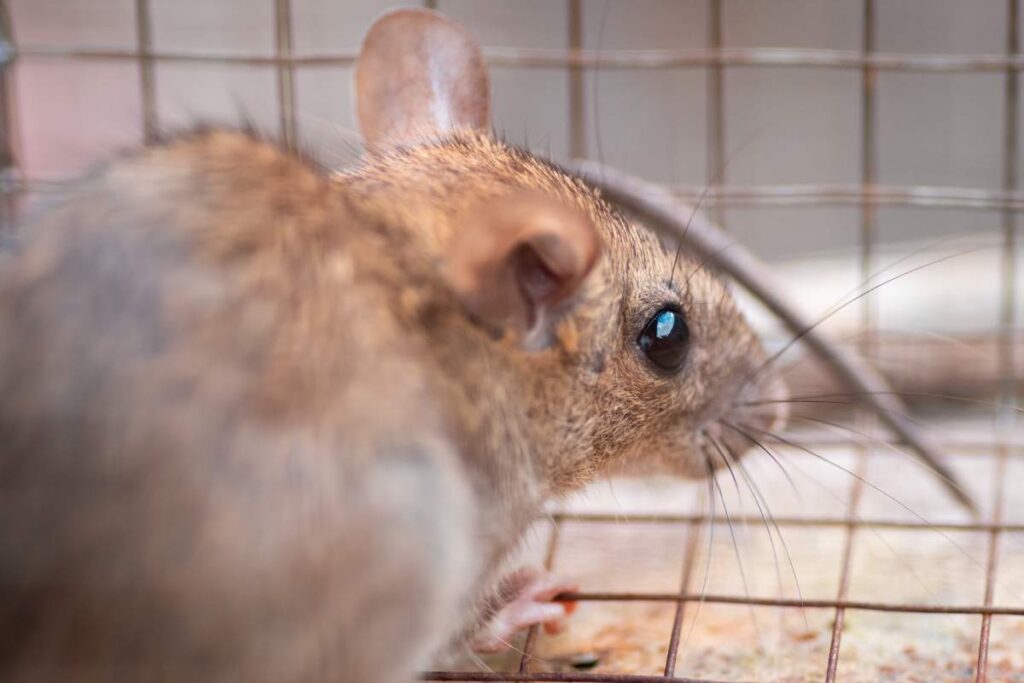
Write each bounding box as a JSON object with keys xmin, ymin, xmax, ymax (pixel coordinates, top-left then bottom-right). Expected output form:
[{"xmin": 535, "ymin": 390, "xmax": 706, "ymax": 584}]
[{"xmin": 0, "ymin": 8, "xmax": 785, "ymax": 682}]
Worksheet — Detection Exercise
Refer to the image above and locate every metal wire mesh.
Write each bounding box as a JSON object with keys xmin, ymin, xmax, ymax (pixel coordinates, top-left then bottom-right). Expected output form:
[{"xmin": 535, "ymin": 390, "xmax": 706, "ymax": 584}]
[{"xmin": 0, "ymin": 1, "xmax": 1020, "ymax": 681}]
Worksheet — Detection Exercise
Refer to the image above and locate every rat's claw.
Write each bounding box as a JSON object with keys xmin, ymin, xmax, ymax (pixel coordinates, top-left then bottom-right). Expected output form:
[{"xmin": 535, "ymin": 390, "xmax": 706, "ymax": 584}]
[{"xmin": 471, "ymin": 568, "xmax": 579, "ymax": 653}]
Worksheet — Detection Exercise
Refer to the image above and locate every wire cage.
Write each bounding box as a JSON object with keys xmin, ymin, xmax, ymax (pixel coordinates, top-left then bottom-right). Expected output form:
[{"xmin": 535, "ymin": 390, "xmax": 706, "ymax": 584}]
[{"xmin": 1, "ymin": 1, "xmax": 1022, "ymax": 681}]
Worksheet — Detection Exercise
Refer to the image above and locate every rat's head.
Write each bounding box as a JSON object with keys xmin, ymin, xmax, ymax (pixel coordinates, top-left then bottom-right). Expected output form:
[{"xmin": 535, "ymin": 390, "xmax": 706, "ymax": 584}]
[{"xmin": 348, "ymin": 8, "xmax": 787, "ymax": 492}]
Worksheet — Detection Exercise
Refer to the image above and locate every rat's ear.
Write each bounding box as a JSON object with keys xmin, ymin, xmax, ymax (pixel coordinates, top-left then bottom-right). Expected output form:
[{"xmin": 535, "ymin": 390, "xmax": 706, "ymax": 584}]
[
  {"xmin": 446, "ymin": 193, "xmax": 601, "ymax": 349},
  {"xmin": 355, "ymin": 8, "xmax": 490, "ymax": 152}
]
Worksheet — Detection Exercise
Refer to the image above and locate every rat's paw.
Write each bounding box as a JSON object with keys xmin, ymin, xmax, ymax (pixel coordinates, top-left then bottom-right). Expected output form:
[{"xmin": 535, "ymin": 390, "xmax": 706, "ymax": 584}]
[{"xmin": 470, "ymin": 567, "xmax": 579, "ymax": 653}]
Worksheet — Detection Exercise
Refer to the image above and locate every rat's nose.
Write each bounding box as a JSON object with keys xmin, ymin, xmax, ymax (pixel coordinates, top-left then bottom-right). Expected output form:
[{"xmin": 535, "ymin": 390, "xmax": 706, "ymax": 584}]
[{"xmin": 703, "ymin": 372, "xmax": 789, "ymax": 469}]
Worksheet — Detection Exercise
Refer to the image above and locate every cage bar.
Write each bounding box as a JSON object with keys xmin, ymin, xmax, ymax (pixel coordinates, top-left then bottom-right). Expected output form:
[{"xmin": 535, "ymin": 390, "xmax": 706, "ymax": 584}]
[
  {"xmin": 1, "ymin": 2, "xmax": 1021, "ymax": 681},
  {"xmin": 274, "ymin": 0, "xmax": 297, "ymax": 149},
  {"xmin": 705, "ymin": 0, "xmax": 724, "ymax": 229},
  {"xmin": 567, "ymin": 0, "xmax": 584, "ymax": 160},
  {"xmin": 538, "ymin": 592, "xmax": 1024, "ymax": 617},
  {"xmin": 661, "ymin": 520, "xmax": 703, "ymax": 677},
  {"xmin": 0, "ymin": 0, "xmax": 14, "ymax": 233},
  {"xmin": 974, "ymin": 452, "xmax": 1008, "ymax": 682},
  {"xmin": 1003, "ymin": 0, "xmax": 1023, "ymax": 415},
  {"xmin": 517, "ymin": 521, "xmax": 564, "ymax": 674},
  {"xmin": 823, "ymin": 3, "xmax": 877, "ymax": 678},
  {"xmin": 17, "ymin": 45, "xmax": 1024, "ymax": 72},
  {"xmin": 423, "ymin": 673, "xmax": 748, "ymax": 683},
  {"xmin": 975, "ymin": 2, "xmax": 1024, "ymax": 678},
  {"xmin": 134, "ymin": 0, "xmax": 157, "ymax": 143},
  {"xmin": 549, "ymin": 511, "xmax": 1024, "ymax": 533}
]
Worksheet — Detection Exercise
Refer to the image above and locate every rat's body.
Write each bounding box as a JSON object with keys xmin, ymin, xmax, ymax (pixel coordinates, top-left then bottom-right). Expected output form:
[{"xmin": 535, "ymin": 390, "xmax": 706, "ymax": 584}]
[
  {"xmin": 0, "ymin": 9, "xmax": 784, "ymax": 682},
  {"xmin": 0, "ymin": 131, "xmax": 482, "ymax": 680}
]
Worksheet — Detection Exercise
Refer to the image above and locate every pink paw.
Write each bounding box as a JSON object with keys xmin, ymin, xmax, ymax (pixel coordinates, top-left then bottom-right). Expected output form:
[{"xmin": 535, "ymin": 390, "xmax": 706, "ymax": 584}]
[{"xmin": 471, "ymin": 567, "xmax": 579, "ymax": 653}]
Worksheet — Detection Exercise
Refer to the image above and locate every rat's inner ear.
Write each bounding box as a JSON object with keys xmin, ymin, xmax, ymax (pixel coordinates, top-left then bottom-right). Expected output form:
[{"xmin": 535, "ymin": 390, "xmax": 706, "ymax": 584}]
[
  {"xmin": 446, "ymin": 193, "xmax": 600, "ymax": 349},
  {"xmin": 355, "ymin": 8, "xmax": 490, "ymax": 152}
]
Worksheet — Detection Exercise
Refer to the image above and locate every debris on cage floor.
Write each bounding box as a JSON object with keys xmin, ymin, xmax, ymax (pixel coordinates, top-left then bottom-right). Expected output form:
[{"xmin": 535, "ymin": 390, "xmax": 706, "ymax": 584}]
[{"xmin": 445, "ymin": 427, "xmax": 1024, "ymax": 682}]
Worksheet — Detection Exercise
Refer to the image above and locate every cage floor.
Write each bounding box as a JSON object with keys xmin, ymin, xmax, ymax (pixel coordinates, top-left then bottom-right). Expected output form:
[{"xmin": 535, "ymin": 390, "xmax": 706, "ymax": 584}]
[{"xmin": 434, "ymin": 422, "xmax": 1024, "ymax": 682}]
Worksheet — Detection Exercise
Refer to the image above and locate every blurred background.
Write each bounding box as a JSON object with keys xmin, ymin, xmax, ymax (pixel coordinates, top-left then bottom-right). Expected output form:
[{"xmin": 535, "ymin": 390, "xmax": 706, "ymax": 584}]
[
  {"xmin": 5, "ymin": 0, "xmax": 1022, "ymax": 420},
  {"xmin": 3, "ymin": 2, "xmax": 1024, "ymax": 680}
]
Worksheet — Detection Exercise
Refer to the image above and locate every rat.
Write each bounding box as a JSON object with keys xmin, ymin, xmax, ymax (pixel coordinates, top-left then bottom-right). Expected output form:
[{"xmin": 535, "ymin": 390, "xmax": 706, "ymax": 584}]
[{"xmin": 0, "ymin": 8, "xmax": 787, "ymax": 682}]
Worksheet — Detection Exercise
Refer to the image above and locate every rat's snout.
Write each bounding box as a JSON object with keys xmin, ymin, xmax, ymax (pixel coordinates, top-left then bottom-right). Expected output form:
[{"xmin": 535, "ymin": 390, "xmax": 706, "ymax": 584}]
[{"xmin": 698, "ymin": 369, "xmax": 789, "ymax": 473}]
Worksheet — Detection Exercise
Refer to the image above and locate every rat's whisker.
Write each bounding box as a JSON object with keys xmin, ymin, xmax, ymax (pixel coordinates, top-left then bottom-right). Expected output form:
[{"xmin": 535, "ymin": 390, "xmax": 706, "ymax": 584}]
[
  {"xmin": 785, "ymin": 414, "xmax": 972, "ymax": 503},
  {"xmin": 734, "ymin": 404, "xmax": 813, "ymax": 419},
  {"xmin": 681, "ymin": 240, "xmax": 742, "ymax": 292},
  {"xmin": 721, "ymin": 421, "xmax": 800, "ymax": 500},
  {"xmin": 750, "ymin": 426, "xmax": 1024, "ymax": 606},
  {"xmin": 745, "ymin": 390, "xmax": 1023, "ymax": 415},
  {"xmin": 774, "ymin": 346, "xmax": 935, "ymax": 380},
  {"xmin": 761, "ymin": 232, "xmax": 1000, "ymax": 382},
  {"xmin": 773, "ymin": 323, "xmax": 1002, "ymax": 381},
  {"xmin": 472, "ymin": 630, "xmax": 549, "ymax": 669},
  {"xmin": 738, "ymin": 398, "xmax": 939, "ymax": 437},
  {"xmin": 710, "ymin": 433, "xmax": 809, "ymax": 633},
  {"xmin": 751, "ymin": 426, "xmax": 943, "ymax": 526},
  {"xmin": 463, "ymin": 646, "xmax": 499, "ymax": 674},
  {"xmin": 742, "ymin": 398, "xmax": 861, "ymax": 408},
  {"xmin": 668, "ymin": 106, "xmax": 769, "ymax": 289},
  {"xmin": 704, "ymin": 429, "xmax": 742, "ymax": 501},
  {"xmin": 678, "ymin": 469, "xmax": 717, "ymax": 662},
  {"xmin": 754, "ymin": 435, "xmax": 966, "ymax": 631},
  {"xmin": 706, "ymin": 453, "xmax": 765, "ymax": 654},
  {"xmin": 810, "ymin": 233, "xmax": 996, "ymax": 327},
  {"xmin": 749, "ymin": 244, "xmax": 996, "ymax": 384}
]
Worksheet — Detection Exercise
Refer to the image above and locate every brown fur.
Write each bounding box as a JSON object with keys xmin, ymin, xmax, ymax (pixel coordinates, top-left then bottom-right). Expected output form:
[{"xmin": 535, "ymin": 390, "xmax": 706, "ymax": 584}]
[
  {"xmin": 0, "ymin": 126, "xmax": 780, "ymax": 681},
  {"xmin": 0, "ymin": 11, "xmax": 783, "ymax": 683}
]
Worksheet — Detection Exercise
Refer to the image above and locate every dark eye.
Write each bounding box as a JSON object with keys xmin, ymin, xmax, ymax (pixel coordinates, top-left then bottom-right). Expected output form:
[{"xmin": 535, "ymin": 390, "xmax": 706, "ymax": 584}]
[{"xmin": 637, "ymin": 307, "xmax": 690, "ymax": 371}]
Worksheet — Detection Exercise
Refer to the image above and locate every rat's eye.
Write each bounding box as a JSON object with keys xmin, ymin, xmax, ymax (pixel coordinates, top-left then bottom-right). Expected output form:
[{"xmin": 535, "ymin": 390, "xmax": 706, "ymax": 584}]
[{"xmin": 637, "ymin": 307, "xmax": 690, "ymax": 371}]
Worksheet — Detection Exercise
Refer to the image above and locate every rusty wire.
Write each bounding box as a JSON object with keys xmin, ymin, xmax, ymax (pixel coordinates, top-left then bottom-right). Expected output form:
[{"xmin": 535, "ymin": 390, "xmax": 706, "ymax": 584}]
[{"xmin": 0, "ymin": 1, "xmax": 1020, "ymax": 681}]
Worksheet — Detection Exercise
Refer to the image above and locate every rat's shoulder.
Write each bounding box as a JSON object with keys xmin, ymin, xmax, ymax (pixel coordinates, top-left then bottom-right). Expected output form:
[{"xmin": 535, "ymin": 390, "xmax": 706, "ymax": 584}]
[
  {"xmin": 1, "ymin": 128, "xmax": 424, "ymax": 423},
  {"xmin": 19, "ymin": 128, "xmax": 347, "ymax": 261}
]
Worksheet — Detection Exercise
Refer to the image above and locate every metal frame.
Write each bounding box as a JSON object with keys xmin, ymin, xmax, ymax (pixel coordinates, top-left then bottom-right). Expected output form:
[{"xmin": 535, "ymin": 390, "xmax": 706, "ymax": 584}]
[{"xmin": 0, "ymin": 1, "xmax": 1020, "ymax": 681}]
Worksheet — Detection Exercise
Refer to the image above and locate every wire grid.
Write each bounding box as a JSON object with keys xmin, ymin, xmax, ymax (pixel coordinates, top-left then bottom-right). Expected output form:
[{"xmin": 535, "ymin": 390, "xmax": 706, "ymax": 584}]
[{"xmin": 0, "ymin": 1, "xmax": 1020, "ymax": 681}]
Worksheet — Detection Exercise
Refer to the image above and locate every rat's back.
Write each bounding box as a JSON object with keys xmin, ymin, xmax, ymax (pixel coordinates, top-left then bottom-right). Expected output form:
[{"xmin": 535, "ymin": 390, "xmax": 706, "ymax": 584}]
[{"xmin": 0, "ymin": 132, "xmax": 476, "ymax": 681}]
